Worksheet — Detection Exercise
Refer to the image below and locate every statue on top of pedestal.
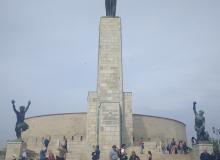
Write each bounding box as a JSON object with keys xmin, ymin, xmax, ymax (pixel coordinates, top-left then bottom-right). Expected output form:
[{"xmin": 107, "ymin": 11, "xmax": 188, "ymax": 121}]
[
  {"xmin": 12, "ymin": 100, "xmax": 31, "ymax": 139},
  {"xmin": 193, "ymin": 101, "xmax": 210, "ymax": 143}
]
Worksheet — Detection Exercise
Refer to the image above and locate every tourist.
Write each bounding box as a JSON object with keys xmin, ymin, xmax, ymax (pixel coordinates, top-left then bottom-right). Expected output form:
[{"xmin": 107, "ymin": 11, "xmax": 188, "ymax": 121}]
[
  {"xmin": 92, "ymin": 145, "xmax": 100, "ymax": 160},
  {"xmin": 170, "ymin": 138, "xmax": 177, "ymax": 154},
  {"xmin": 177, "ymin": 141, "xmax": 183, "ymax": 154},
  {"xmin": 139, "ymin": 138, "xmax": 144, "ymax": 154},
  {"xmin": 191, "ymin": 137, "xmax": 197, "ymax": 145},
  {"xmin": 91, "ymin": 145, "xmax": 96, "ymax": 160},
  {"xmin": 129, "ymin": 151, "xmax": 140, "ymax": 160},
  {"xmin": 200, "ymin": 150, "xmax": 210, "ymax": 160},
  {"xmin": 166, "ymin": 143, "xmax": 171, "ymax": 154},
  {"xmin": 182, "ymin": 141, "xmax": 188, "ymax": 154},
  {"xmin": 119, "ymin": 144, "xmax": 127, "ymax": 160},
  {"xmin": 56, "ymin": 142, "xmax": 67, "ymax": 160},
  {"xmin": 48, "ymin": 150, "xmax": 55, "ymax": 160},
  {"xmin": 21, "ymin": 149, "xmax": 27, "ymax": 160},
  {"xmin": 42, "ymin": 137, "xmax": 51, "ymax": 149},
  {"xmin": 63, "ymin": 136, "xmax": 68, "ymax": 153},
  {"xmin": 39, "ymin": 147, "xmax": 47, "ymax": 160},
  {"xmin": 109, "ymin": 145, "xmax": 119, "ymax": 160},
  {"xmin": 161, "ymin": 143, "xmax": 166, "ymax": 154},
  {"xmin": 147, "ymin": 151, "xmax": 152, "ymax": 160}
]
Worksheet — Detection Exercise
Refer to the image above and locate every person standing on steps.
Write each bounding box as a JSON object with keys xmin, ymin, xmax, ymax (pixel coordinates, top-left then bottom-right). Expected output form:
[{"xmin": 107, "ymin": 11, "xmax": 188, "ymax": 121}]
[
  {"xmin": 119, "ymin": 144, "xmax": 128, "ymax": 160},
  {"xmin": 129, "ymin": 151, "xmax": 140, "ymax": 160},
  {"xmin": 147, "ymin": 151, "xmax": 152, "ymax": 160},
  {"xmin": 92, "ymin": 145, "xmax": 100, "ymax": 160},
  {"xmin": 109, "ymin": 145, "xmax": 119, "ymax": 160},
  {"xmin": 139, "ymin": 138, "xmax": 144, "ymax": 154}
]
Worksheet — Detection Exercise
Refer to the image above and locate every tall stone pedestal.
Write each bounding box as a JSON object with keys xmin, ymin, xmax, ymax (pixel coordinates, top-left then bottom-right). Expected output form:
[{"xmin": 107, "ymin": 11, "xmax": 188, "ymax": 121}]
[
  {"xmin": 86, "ymin": 16, "xmax": 133, "ymax": 159},
  {"xmin": 5, "ymin": 140, "xmax": 26, "ymax": 160},
  {"xmin": 192, "ymin": 143, "xmax": 213, "ymax": 160}
]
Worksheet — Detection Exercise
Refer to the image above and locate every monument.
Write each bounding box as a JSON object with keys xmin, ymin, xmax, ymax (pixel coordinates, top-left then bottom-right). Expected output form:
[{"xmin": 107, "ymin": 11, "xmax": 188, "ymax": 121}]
[
  {"xmin": 5, "ymin": 1, "xmax": 188, "ymax": 160},
  {"xmin": 86, "ymin": 15, "xmax": 133, "ymax": 160},
  {"xmin": 5, "ymin": 100, "xmax": 31, "ymax": 160},
  {"xmin": 192, "ymin": 101, "xmax": 213, "ymax": 160},
  {"xmin": 86, "ymin": 2, "xmax": 133, "ymax": 158},
  {"xmin": 12, "ymin": 100, "xmax": 31, "ymax": 139}
]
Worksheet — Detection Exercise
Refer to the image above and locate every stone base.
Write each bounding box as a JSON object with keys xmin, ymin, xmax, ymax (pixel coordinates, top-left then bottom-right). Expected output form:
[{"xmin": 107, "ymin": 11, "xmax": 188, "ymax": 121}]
[
  {"xmin": 5, "ymin": 140, "xmax": 26, "ymax": 160},
  {"xmin": 192, "ymin": 143, "xmax": 213, "ymax": 160}
]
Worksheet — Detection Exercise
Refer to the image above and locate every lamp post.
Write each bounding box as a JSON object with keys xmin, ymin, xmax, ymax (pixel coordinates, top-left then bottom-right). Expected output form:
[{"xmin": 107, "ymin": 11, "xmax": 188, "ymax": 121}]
[{"xmin": 212, "ymin": 127, "xmax": 220, "ymax": 151}]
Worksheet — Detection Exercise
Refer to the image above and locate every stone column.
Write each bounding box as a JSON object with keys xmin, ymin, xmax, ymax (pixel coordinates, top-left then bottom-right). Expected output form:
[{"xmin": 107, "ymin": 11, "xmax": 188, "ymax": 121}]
[
  {"xmin": 97, "ymin": 17, "xmax": 123, "ymax": 103},
  {"xmin": 86, "ymin": 16, "xmax": 133, "ymax": 159}
]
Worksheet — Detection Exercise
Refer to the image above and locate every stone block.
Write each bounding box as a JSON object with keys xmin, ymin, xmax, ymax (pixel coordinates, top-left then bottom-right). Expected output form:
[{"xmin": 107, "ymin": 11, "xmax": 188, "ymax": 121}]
[
  {"xmin": 5, "ymin": 140, "xmax": 26, "ymax": 160},
  {"xmin": 99, "ymin": 102, "xmax": 121, "ymax": 159},
  {"xmin": 192, "ymin": 143, "xmax": 213, "ymax": 160}
]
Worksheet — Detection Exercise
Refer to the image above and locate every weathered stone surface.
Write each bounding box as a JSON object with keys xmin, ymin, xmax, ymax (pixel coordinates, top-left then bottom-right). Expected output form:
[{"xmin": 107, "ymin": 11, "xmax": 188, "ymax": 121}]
[
  {"xmin": 5, "ymin": 141, "xmax": 26, "ymax": 160},
  {"xmin": 133, "ymin": 114, "xmax": 186, "ymax": 143},
  {"xmin": 20, "ymin": 113, "xmax": 186, "ymax": 160},
  {"xmin": 99, "ymin": 103, "xmax": 121, "ymax": 160},
  {"xmin": 192, "ymin": 143, "xmax": 213, "ymax": 160},
  {"xmin": 123, "ymin": 92, "xmax": 133, "ymax": 146},
  {"xmin": 97, "ymin": 17, "xmax": 123, "ymax": 103},
  {"xmin": 84, "ymin": 17, "xmax": 135, "ymax": 159}
]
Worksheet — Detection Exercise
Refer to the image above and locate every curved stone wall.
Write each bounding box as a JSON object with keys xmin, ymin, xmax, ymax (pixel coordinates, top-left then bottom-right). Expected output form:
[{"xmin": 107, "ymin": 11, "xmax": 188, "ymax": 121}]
[
  {"xmin": 22, "ymin": 113, "xmax": 87, "ymax": 153},
  {"xmin": 22, "ymin": 112, "xmax": 186, "ymax": 152},
  {"xmin": 133, "ymin": 114, "xmax": 186, "ymax": 143}
]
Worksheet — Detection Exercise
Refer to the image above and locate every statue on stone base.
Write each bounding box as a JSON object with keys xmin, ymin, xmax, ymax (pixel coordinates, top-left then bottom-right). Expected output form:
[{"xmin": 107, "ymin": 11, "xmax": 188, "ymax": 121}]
[
  {"xmin": 12, "ymin": 100, "xmax": 31, "ymax": 139},
  {"xmin": 193, "ymin": 101, "xmax": 210, "ymax": 142},
  {"xmin": 105, "ymin": 0, "xmax": 117, "ymax": 17}
]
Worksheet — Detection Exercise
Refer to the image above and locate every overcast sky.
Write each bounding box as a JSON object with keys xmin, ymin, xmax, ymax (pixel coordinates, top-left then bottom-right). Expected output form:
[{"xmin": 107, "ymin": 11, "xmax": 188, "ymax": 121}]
[{"xmin": 0, "ymin": 0, "xmax": 220, "ymax": 148}]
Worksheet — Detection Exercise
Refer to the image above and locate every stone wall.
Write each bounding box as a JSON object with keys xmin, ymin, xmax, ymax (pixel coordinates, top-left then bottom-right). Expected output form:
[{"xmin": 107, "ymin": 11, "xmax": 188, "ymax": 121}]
[
  {"xmin": 23, "ymin": 113, "xmax": 87, "ymax": 153},
  {"xmin": 133, "ymin": 114, "xmax": 187, "ymax": 143},
  {"xmin": 21, "ymin": 113, "xmax": 186, "ymax": 159},
  {"xmin": 86, "ymin": 91, "xmax": 98, "ymax": 151},
  {"xmin": 23, "ymin": 113, "xmax": 186, "ymax": 150}
]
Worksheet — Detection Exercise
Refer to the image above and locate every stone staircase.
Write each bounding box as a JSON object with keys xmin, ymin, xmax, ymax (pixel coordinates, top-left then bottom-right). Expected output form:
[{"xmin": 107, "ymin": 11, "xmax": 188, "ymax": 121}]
[
  {"xmin": 25, "ymin": 141, "xmax": 194, "ymax": 160},
  {"xmin": 65, "ymin": 141, "xmax": 87, "ymax": 160},
  {"xmin": 25, "ymin": 140, "xmax": 87, "ymax": 160},
  {"xmin": 26, "ymin": 149, "xmax": 38, "ymax": 160}
]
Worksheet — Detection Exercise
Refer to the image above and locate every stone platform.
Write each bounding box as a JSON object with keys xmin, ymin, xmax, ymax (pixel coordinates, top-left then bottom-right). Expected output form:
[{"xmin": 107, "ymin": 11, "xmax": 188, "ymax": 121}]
[{"xmin": 5, "ymin": 140, "xmax": 26, "ymax": 160}]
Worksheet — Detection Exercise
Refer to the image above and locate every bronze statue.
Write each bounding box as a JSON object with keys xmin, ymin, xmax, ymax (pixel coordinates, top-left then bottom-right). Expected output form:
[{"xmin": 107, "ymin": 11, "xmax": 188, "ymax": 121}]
[
  {"xmin": 193, "ymin": 101, "xmax": 209, "ymax": 142},
  {"xmin": 105, "ymin": 0, "xmax": 117, "ymax": 17},
  {"xmin": 12, "ymin": 100, "xmax": 31, "ymax": 139}
]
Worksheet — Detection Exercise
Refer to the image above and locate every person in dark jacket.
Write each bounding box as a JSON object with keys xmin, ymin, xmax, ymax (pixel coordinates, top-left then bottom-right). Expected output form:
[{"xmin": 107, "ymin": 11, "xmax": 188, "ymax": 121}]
[
  {"xmin": 200, "ymin": 150, "xmax": 210, "ymax": 160},
  {"xmin": 39, "ymin": 147, "xmax": 47, "ymax": 160},
  {"xmin": 92, "ymin": 145, "xmax": 100, "ymax": 160},
  {"xmin": 129, "ymin": 151, "xmax": 140, "ymax": 160}
]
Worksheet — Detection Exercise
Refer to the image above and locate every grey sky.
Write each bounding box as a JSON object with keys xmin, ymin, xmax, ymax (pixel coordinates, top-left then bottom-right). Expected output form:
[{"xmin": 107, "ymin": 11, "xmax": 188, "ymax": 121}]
[{"xmin": 0, "ymin": 0, "xmax": 220, "ymax": 148}]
